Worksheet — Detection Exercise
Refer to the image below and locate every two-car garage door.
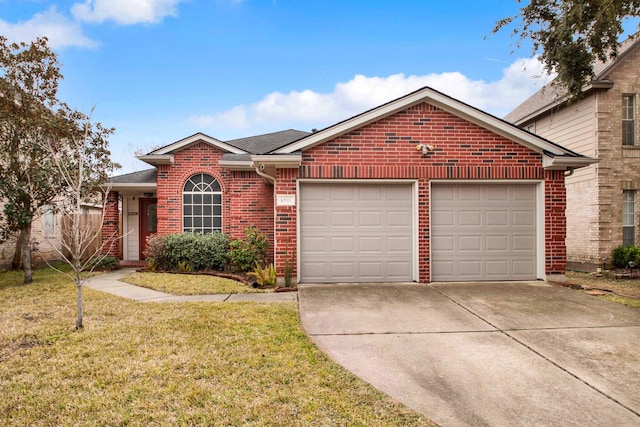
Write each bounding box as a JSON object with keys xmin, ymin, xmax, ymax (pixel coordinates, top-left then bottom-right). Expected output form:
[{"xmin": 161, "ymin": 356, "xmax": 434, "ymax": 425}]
[{"xmin": 298, "ymin": 182, "xmax": 538, "ymax": 283}]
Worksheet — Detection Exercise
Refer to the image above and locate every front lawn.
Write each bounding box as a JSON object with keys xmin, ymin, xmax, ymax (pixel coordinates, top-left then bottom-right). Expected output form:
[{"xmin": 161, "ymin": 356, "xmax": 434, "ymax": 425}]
[
  {"xmin": 0, "ymin": 267, "xmax": 434, "ymax": 426},
  {"xmin": 121, "ymin": 271, "xmax": 268, "ymax": 295}
]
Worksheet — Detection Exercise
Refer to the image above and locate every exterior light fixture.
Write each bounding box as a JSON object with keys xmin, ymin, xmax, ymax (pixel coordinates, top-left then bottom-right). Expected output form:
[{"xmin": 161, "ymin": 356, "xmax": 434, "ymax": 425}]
[{"xmin": 416, "ymin": 143, "xmax": 435, "ymax": 155}]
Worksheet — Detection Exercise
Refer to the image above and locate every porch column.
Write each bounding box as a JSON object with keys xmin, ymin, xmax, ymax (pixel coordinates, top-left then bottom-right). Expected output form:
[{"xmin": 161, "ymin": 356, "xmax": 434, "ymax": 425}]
[{"xmin": 102, "ymin": 191, "xmax": 121, "ymax": 258}]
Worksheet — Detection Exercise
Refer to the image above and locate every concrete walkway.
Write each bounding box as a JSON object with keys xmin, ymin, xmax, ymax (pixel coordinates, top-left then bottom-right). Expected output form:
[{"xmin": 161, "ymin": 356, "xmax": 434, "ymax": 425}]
[
  {"xmin": 84, "ymin": 268, "xmax": 298, "ymax": 303},
  {"xmin": 299, "ymin": 282, "xmax": 640, "ymax": 426}
]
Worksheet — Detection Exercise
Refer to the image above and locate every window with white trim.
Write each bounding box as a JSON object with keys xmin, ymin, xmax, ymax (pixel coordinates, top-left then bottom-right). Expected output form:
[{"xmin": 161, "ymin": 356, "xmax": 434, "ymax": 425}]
[
  {"xmin": 623, "ymin": 190, "xmax": 636, "ymax": 246},
  {"xmin": 622, "ymin": 94, "xmax": 635, "ymax": 146},
  {"xmin": 182, "ymin": 173, "xmax": 222, "ymax": 233}
]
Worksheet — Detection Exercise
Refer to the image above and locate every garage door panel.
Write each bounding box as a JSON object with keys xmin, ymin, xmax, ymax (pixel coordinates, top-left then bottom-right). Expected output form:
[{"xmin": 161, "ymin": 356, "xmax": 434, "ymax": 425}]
[
  {"xmin": 358, "ymin": 236, "xmax": 382, "ymax": 254},
  {"xmin": 486, "ymin": 235, "xmax": 509, "ymax": 251},
  {"xmin": 387, "ymin": 236, "xmax": 412, "ymax": 253},
  {"xmin": 358, "ymin": 186, "xmax": 383, "ymax": 201},
  {"xmin": 330, "ymin": 211, "xmax": 355, "ymax": 227},
  {"xmin": 459, "ymin": 210, "xmax": 482, "ymax": 226},
  {"xmin": 486, "ymin": 261, "xmax": 508, "ymax": 276},
  {"xmin": 486, "ymin": 186, "xmax": 509, "ymax": 201},
  {"xmin": 330, "ymin": 236, "xmax": 354, "ymax": 254},
  {"xmin": 387, "ymin": 210, "xmax": 411, "ymax": 227},
  {"xmin": 301, "ymin": 236, "xmax": 327, "ymax": 253},
  {"xmin": 331, "ymin": 187, "xmax": 355, "ymax": 201},
  {"xmin": 459, "ymin": 186, "xmax": 482, "ymax": 201},
  {"xmin": 486, "ymin": 211, "xmax": 508, "ymax": 226},
  {"xmin": 513, "ymin": 235, "xmax": 535, "ymax": 251},
  {"xmin": 512, "ymin": 211, "xmax": 535, "ymax": 226},
  {"xmin": 513, "ymin": 260, "xmax": 536, "ymax": 276},
  {"xmin": 300, "ymin": 183, "xmax": 414, "ymax": 283},
  {"xmin": 459, "ymin": 260, "xmax": 482, "ymax": 276},
  {"xmin": 459, "ymin": 235, "xmax": 481, "ymax": 251},
  {"xmin": 432, "ymin": 210, "xmax": 455, "ymax": 226},
  {"xmin": 432, "ymin": 183, "xmax": 537, "ymax": 281}
]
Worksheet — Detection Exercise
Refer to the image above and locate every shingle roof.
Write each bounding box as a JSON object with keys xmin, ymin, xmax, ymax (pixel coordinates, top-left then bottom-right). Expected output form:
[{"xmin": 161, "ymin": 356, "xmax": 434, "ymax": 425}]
[
  {"xmin": 107, "ymin": 168, "xmax": 157, "ymax": 184},
  {"xmin": 225, "ymin": 129, "xmax": 311, "ymax": 154},
  {"xmin": 505, "ymin": 35, "xmax": 640, "ymax": 124}
]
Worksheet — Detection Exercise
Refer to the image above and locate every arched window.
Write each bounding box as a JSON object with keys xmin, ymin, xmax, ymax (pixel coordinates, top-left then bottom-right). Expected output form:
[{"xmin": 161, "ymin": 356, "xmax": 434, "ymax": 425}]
[{"xmin": 183, "ymin": 173, "xmax": 222, "ymax": 233}]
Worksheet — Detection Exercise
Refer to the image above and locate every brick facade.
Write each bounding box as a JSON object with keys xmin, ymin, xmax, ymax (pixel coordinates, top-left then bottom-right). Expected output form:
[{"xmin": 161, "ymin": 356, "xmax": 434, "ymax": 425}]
[
  {"xmin": 274, "ymin": 103, "xmax": 564, "ymax": 282},
  {"xmin": 155, "ymin": 142, "xmax": 274, "ymax": 258},
  {"xmin": 102, "ymin": 190, "xmax": 121, "ymax": 258},
  {"xmin": 108, "ymin": 89, "xmax": 579, "ymax": 282}
]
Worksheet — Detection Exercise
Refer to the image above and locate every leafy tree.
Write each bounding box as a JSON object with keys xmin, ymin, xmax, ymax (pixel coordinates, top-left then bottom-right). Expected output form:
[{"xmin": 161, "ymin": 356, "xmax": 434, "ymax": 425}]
[
  {"xmin": 493, "ymin": 0, "xmax": 640, "ymax": 99},
  {"xmin": 0, "ymin": 36, "xmax": 64, "ymax": 283},
  {"xmin": 0, "ymin": 36, "xmax": 118, "ymax": 285}
]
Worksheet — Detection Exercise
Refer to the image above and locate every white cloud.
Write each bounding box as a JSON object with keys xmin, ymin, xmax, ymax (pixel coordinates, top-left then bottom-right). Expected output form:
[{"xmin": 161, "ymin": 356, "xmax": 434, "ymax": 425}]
[
  {"xmin": 189, "ymin": 57, "xmax": 554, "ymax": 132},
  {"xmin": 0, "ymin": 7, "xmax": 97, "ymax": 49},
  {"xmin": 71, "ymin": 0, "xmax": 186, "ymax": 25}
]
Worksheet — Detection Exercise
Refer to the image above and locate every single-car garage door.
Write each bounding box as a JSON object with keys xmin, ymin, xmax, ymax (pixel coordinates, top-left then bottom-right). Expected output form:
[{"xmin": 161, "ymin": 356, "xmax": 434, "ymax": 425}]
[
  {"xmin": 431, "ymin": 183, "xmax": 537, "ymax": 281},
  {"xmin": 299, "ymin": 182, "xmax": 414, "ymax": 283}
]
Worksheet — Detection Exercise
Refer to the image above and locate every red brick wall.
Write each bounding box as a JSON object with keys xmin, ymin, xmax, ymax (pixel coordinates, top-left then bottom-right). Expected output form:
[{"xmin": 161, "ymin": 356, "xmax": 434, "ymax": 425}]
[
  {"xmin": 545, "ymin": 170, "xmax": 567, "ymax": 274},
  {"xmin": 102, "ymin": 191, "xmax": 121, "ymax": 258},
  {"xmin": 274, "ymin": 102, "xmax": 565, "ymax": 282},
  {"xmin": 155, "ymin": 142, "xmax": 274, "ymax": 260}
]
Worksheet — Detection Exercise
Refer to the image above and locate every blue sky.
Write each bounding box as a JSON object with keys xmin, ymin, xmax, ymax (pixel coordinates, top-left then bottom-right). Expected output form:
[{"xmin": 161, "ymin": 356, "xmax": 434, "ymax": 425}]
[{"xmin": 0, "ymin": 1, "xmax": 586, "ymax": 173}]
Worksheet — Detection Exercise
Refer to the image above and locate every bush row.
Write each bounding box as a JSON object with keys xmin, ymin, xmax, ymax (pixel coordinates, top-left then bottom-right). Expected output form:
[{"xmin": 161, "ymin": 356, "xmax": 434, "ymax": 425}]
[{"xmin": 143, "ymin": 227, "xmax": 269, "ymax": 273}]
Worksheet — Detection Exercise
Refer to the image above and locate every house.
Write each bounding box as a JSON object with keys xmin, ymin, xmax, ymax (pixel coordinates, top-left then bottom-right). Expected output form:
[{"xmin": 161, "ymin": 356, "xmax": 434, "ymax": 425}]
[
  {"xmin": 506, "ymin": 36, "xmax": 640, "ymax": 267},
  {"xmin": 0, "ymin": 202, "xmax": 102, "ymax": 270},
  {"xmin": 104, "ymin": 86, "xmax": 595, "ymax": 283}
]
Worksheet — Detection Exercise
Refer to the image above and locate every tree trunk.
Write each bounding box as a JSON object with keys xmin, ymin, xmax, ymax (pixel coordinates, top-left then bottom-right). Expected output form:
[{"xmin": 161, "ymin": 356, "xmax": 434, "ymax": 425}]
[
  {"xmin": 12, "ymin": 229, "xmax": 25, "ymax": 270},
  {"xmin": 22, "ymin": 224, "xmax": 33, "ymax": 284},
  {"xmin": 76, "ymin": 273, "xmax": 83, "ymax": 330}
]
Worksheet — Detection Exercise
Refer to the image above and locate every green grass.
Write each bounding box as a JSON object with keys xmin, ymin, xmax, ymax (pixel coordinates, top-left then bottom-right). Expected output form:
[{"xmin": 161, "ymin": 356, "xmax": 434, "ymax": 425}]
[
  {"xmin": 0, "ymin": 267, "xmax": 434, "ymax": 426},
  {"xmin": 597, "ymin": 294, "xmax": 640, "ymax": 308},
  {"xmin": 121, "ymin": 271, "xmax": 269, "ymax": 295}
]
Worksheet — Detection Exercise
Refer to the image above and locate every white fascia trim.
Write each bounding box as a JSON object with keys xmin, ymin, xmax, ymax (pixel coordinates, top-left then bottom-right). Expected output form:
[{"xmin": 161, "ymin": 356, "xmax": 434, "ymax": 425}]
[
  {"xmin": 218, "ymin": 160, "xmax": 254, "ymax": 171},
  {"xmin": 542, "ymin": 154, "xmax": 599, "ymax": 170},
  {"xmin": 153, "ymin": 133, "xmax": 246, "ymax": 155},
  {"xmin": 104, "ymin": 183, "xmax": 157, "ymax": 193},
  {"xmin": 251, "ymin": 154, "xmax": 302, "ymax": 168},
  {"xmin": 274, "ymin": 87, "xmax": 574, "ymax": 156},
  {"xmin": 137, "ymin": 154, "xmax": 174, "ymax": 165}
]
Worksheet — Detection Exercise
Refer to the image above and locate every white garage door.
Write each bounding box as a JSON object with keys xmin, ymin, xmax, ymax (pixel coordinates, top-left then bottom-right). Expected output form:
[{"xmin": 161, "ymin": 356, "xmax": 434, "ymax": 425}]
[
  {"xmin": 299, "ymin": 182, "xmax": 414, "ymax": 283},
  {"xmin": 431, "ymin": 183, "xmax": 537, "ymax": 281}
]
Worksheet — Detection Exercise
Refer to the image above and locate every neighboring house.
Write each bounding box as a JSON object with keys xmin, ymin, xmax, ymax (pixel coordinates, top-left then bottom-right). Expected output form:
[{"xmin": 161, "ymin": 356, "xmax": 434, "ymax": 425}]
[
  {"xmin": 0, "ymin": 202, "xmax": 103, "ymax": 269},
  {"xmin": 105, "ymin": 86, "xmax": 594, "ymax": 283},
  {"xmin": 506, "ymin": 36, "xmax": 640, "ymax": 267}
]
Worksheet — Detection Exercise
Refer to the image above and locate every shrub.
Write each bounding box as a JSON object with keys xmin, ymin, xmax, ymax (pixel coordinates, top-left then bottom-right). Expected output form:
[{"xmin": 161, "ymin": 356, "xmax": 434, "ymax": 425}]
[
  {"xmin": 247, "ymin": 261, "xmax": 277, "ymax": 287},
  {"xmin": 143, "ymin": 234, "xmax": 170, "ymax": 271},
  {"xmin": 144, "ymin": 232, "xmax": 230, "ymax": 272},
  {"xmin": 88, "ymin": 255, "xmax": 119, "ymax": 271},
  {"xmin": 229, "ymin": 226, "xmax": 269, "ymax": 272},
  {"xmin": 611, "ymin": 245, "xmax": 640, "ymax": 268}
]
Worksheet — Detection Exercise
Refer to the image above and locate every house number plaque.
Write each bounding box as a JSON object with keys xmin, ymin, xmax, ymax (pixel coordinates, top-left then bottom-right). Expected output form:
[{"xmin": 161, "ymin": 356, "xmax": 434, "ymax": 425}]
[{"xmin": 276, "ymin": 194, "xmax": 296, "ymax": 206}]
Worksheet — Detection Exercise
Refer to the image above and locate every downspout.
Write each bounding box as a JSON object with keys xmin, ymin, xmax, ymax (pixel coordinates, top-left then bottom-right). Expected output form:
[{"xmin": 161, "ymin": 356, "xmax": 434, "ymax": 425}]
[
  {"xmin": 253, "ymin": 162, "xmax": 276, "ymax": 185},
  {"xmin": 564, "ymin": 168, "xmax": 575, "ymax": 177}
]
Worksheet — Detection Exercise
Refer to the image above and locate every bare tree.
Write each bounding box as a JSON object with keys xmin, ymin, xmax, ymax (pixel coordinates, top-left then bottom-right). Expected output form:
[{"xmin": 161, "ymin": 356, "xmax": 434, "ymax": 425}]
[{"xmin": 41, "ymin": 106, "xmax": 119, "ymax": 330}]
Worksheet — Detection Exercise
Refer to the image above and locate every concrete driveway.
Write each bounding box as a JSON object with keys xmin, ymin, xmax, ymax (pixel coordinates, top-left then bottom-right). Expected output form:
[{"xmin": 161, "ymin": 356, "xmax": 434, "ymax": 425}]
[{"xmin": 298, "ymin": 282, "xmax": 640, "ymax": 426}]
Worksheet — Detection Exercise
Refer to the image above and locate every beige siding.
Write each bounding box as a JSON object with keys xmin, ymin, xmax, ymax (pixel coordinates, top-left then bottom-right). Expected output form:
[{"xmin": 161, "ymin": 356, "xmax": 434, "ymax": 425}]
[
  {"xmin": 0, "ymin": 202, "xmax": 65, "ymax": 269},
  {"xmin": 533, "ymin": 96, "xmax": 596, "ymax": 157}
]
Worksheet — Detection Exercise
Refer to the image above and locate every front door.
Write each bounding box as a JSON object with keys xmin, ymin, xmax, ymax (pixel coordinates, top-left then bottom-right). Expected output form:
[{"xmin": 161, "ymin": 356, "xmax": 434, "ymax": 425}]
[{"xmin": 139, "ymin": 198, "xmax": 158, "ymax": 260}]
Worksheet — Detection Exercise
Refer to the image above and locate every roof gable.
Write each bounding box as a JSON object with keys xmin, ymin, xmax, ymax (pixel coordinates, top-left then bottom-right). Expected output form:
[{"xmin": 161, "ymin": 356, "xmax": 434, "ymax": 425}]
[
  {"xmin": 149, "ymin": 132, "xmax": 245, "ymax": 155},
  {"xmin": 273, "ymin": 86, "xmax": 584, "ymax": 159},
  {"xmin": 506, "ymin": 35, "xmax": 640, "ymax": 124}
]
